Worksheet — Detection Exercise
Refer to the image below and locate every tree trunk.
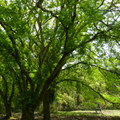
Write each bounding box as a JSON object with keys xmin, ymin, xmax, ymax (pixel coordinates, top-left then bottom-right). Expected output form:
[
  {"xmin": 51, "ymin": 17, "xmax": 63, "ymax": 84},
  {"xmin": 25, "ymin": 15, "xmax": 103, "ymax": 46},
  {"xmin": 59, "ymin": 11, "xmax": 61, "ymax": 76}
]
[
  {"xmin": 43, "ymin": 91, "xmax": 50, "ymax": 120},
  {"xmin": 76, "ymin": 94, "xmax": 81, "ymax": 105},
  {"xmin": 21, "ymin": 106, "xmax": 35, "ymax": 120},
  {"xmin": 5, "ymin": 104, "xmax": 11, "ymax": 119},
  {"xmin": 2, "ymin": 101, "xmax": 12, "ymax": 119}
]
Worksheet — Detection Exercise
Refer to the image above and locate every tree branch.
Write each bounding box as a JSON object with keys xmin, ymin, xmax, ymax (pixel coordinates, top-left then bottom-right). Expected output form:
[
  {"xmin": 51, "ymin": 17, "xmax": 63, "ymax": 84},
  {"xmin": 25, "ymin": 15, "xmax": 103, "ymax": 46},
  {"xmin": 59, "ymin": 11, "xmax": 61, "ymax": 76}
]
[
  {"xmin": 97, "ymin": 0, "xmax": 105, "ymax": 9},
  {"xmin": 56, "ymin": 79, "xmax": 120, "ymax": 104},
  {"xmin": 36, "ymin": 4, "xmax": 59, "ymax": 19},
  {"xmin": 1, "ymin": 75, "xmax": 8, "ymax": 99},
  {"xmin": 35, "ymin": 53, "xmax": 69, "ymax": 108},
  {"xmin": 0, "ymin": 21, "xmax": 35, "ymax": 91},
  {"xmin": 9, "ymin": 80, "xmax": 15, "ymax": 104},
  {"xmin": 63, "ymin": 61, "xmax": 120, "ymax": 77},
  {"xmin": 0, "ymin": 88, "xmax": 4, "ymax": 100}
]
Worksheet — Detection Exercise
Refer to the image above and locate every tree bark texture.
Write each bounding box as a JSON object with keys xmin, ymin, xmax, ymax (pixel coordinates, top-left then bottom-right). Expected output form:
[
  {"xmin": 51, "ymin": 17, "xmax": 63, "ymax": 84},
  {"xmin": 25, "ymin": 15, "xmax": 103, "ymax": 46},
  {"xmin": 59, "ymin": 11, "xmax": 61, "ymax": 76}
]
[
  {"xmin": 43, "ymin": 90, "xmax": 51, "ymax": 120},
  {"xmin": 21, "ymin": 106, "xmax": 35, "ymax": 120}
]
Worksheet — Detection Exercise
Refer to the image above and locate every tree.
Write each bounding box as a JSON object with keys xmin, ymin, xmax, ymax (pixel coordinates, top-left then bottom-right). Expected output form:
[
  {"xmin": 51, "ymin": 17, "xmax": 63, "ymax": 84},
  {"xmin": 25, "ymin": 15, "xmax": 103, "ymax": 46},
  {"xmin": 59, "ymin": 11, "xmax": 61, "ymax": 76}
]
[
  {"xmin": 0, "ymin": 75, "xmax": 15, "ymax": 119},
  {"xmin": 0, "ymin": 57, "xmax": 15, "ymax": 119},
  {"xmin": 0, "ymin": 0, "xmax": 120, "ymax": 120},
  {"xmin": 56, "ymin": 64, "xmax": 120, "ymax": 110},
  {"xmin": 43, "ymin": 87, "xmax": 55, "ymax": 120}
]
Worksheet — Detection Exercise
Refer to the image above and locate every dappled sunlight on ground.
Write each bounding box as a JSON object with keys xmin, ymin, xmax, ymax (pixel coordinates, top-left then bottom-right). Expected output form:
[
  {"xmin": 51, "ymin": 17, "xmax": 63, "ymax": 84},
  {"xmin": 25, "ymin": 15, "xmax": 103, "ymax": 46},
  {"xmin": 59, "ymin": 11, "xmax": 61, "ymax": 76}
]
[
  {"xmin": 56, "ymin": 110, "xmax": 120, "ymax": 117},
  {"xmin": 0, "ymin": 110, "xmax": 120, "ymax": 120},
  {"xmin": 102, "ymin": 110, "xmax": 120, "ymax": 116}
]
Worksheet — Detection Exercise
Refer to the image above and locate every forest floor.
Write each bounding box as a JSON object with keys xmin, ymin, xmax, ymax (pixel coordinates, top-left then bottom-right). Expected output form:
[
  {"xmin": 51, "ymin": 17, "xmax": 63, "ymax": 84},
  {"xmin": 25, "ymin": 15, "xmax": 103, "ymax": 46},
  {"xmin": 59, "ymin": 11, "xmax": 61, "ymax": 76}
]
[
  {"xmin": 50, "ymin": 110, "xmax": 120, "ymax": 120},
  {"xmin": 0, "ymin": 110, "xmax": 120, "ymax": 120}
]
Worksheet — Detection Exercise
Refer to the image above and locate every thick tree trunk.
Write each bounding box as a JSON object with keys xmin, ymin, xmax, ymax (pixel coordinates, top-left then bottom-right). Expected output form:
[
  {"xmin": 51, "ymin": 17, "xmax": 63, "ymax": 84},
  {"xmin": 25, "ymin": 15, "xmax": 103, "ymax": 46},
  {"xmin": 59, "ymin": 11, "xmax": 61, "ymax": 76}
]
[
  {"xmin": 5, "ymin": 104, "xmax": 12, "ymax": 119},
  {"xmin": 2, "ymin": 101, "xmax": 12, "ymax": 119},
  {"xmin": 43, "ymin": 91, "xmax": 50, "ymax": 120},
  {"xmin": 21, "ymin": 106, "xmax": 35, "ymax": 120}
]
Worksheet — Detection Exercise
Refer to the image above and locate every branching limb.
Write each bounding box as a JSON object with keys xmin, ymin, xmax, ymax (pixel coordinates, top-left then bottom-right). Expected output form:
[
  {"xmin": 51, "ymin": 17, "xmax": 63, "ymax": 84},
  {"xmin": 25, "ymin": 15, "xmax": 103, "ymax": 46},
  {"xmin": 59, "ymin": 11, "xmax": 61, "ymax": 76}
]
[
  {"xmin": 63, "ymin": 60, "xmax": 120, "ymax": 77},
  {"xmin": 0, "ymin": 21, "xmax": 35, "ymax": 92},
  {"xmin": 36, "ymin": 2, "xmax": 59, "ymax": 19},
  {"xmin": 0, "ymin": 85, "xmax": 4, "ymax": 99},
  {"xmin": 9, "ymin": 80, "xmax": 15, "ymax": 104},
  {"xmin": 1, "ymin": 75, "xmax": 8, "ymax": 98},
  {"xmin": 56, "ymin": 79, "xmax": 120, "ymax": 105},
  {"xmin": 35, "ymin": 53, "xmax": 69, "ymax": 107},
  {"xmin": 97, "ymin": 0, "xmax": 105, "ymax": 9}
]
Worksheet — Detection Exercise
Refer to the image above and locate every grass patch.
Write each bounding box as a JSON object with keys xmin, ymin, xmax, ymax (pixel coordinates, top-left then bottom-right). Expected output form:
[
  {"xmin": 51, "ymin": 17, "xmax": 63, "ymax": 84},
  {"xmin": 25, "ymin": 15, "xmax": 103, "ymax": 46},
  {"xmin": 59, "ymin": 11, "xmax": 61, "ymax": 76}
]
[
  {"xmin": 10, "ymin": 116, "xmax": 17, "ymax": 119},
  {"xmin": 54, "ymin": 110, "xmax": 120, "ymax": 117},
  {"xmin": 55, "ymin": 110, "xmax": 101, "ymax": 117}
]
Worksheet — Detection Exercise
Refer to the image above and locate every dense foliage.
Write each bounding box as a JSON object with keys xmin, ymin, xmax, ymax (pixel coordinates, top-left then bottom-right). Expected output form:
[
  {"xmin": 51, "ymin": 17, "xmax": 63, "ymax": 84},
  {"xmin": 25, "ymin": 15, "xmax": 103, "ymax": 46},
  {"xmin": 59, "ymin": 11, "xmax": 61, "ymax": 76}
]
[{"xmin": 0, "ymin": 0, "xmax": 120, "ymax": 120}]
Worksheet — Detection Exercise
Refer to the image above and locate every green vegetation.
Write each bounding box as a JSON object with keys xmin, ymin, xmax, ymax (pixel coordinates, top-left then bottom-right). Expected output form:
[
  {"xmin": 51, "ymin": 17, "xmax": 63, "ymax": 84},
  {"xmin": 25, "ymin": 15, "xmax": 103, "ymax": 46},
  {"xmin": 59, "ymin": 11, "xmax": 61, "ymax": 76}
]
[
  {"xmin": 56, "ymin": 110, "xmax": 120, "ymax": 117},
  {"xmin": 0, "ymin": 0, "xmax": 120, "ymax": 120}
]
